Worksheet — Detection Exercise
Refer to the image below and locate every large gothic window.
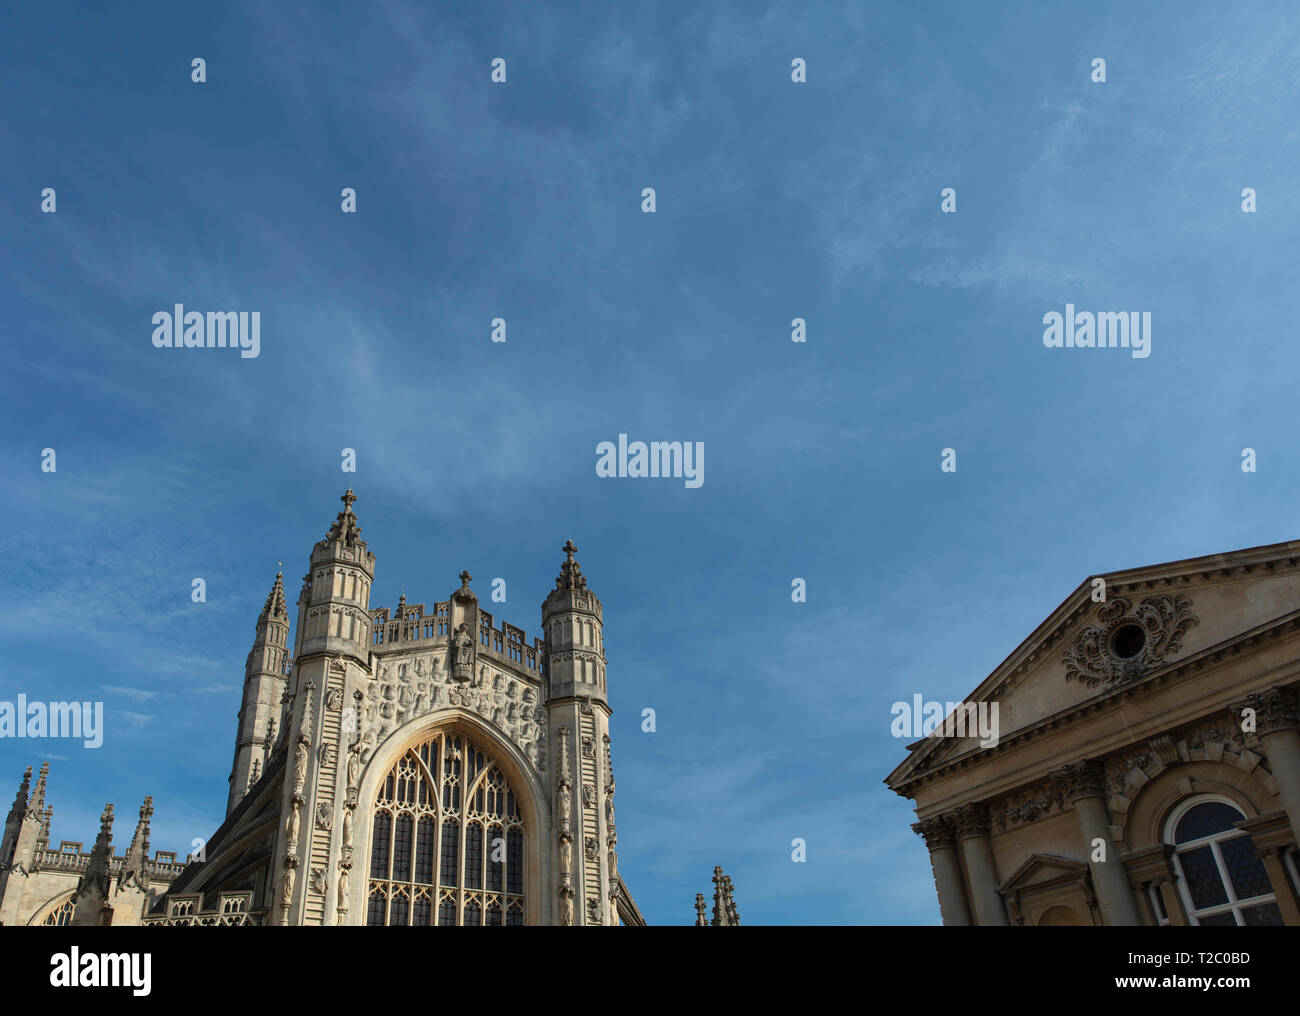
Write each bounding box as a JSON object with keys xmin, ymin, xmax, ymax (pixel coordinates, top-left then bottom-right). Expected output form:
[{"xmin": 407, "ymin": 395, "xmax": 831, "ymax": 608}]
[
  {"xmin": 1166, "ymin": 797, "xmax": 1282, "ymax": 926},
  {"xmin": 367, "ymin": 730, "xmax": 526, "ymax": 926}
]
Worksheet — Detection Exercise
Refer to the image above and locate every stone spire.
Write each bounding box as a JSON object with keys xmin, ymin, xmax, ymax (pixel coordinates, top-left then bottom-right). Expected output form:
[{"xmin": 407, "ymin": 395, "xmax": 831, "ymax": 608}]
[
  {"xmin": 229, "ymin": 569, "xmax": 293, "ymax": 816},
  {"xmin": 709, "ymin": 866, "xmax": 740, "ymax": 926},
  {"xmin": 72, "ymin": 803, "xmax": 115, "ymax": 925},
  {"xmin": 6, "ymin": 767, "xmax": 30, "ymax": 826},
  {"xmin": 694, "ymin": 893, "xmax": 708, "ymax": 926},
  {"xmin": 117, "ymin": 796, "xmax": 153, "ymax": 892},
  {"xmin": 27, "ymin": 762, "xmax": 48, "ymax": 821},
  {"xmin": 261, "ymin": 570, "xmax": 288, "ymax": 622}
]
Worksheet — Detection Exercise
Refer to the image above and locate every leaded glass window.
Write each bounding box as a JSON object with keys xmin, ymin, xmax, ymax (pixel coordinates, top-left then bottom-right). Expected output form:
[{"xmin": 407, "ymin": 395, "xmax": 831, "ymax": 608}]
[
  {"xmin": 1167, "ymin": 797, "xmax": 1282, "ymax": 926},
  {"xmin": 367, "ymin": 730, "xmax": 526, "ymax": 925}
]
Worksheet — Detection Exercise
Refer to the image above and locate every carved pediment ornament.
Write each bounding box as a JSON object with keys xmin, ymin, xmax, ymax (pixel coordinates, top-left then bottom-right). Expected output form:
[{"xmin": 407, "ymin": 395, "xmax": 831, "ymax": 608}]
[{"xmin": 1062, "ymin": 595, "xmax": 1197, "ymax": 689}]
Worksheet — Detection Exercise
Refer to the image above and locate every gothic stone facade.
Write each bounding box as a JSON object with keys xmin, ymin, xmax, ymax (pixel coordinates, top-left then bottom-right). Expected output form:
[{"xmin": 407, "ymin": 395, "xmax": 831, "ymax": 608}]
[
  {"xmin": 887, "ymin": 538, "xmax": 1300, "ymax": 926},
  {"xmin": 2, "ymin": 490, "xmax": 644, "ymax": 927}
]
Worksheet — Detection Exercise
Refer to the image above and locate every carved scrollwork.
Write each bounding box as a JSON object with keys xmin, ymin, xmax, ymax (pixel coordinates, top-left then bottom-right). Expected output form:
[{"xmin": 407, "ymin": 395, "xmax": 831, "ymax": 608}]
[{"xmin": 1062, "ymin": 595, "xmax": 1198, "ymax": 689}]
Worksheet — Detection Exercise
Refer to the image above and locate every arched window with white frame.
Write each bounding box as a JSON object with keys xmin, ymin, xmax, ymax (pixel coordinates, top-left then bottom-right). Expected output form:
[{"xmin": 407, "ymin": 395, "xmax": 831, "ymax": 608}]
[{"xmin": 1166, "ymin": 795, "xmax": 1283, "ymax": 926}]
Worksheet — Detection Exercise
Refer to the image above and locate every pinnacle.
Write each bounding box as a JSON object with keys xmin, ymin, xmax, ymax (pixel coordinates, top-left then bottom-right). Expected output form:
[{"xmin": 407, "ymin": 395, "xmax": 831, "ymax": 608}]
[{"xmin": 260, "ymin": 570, "xmax": 288, "ymax": 621}]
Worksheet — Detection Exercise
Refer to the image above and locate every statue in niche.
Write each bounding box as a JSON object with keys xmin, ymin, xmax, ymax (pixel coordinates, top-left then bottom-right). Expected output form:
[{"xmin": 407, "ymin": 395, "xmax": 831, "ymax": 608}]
[
  {"xmin": 582, "ymin": 785, "xmax": 595, "ymax": 808},
  {"xmin": 452, "ymin": 623, "xmax": 475, "ymax": 682}
]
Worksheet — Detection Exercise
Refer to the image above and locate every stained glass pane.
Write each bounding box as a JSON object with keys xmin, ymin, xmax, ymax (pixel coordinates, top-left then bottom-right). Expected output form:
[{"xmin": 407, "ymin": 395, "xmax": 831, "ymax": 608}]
[
  {"xmin": 1218, "ymin": 836, "xmax": 1271, "ymax": 900},
  {"xmin": 1241, "ymin": 902, "xmax": 1284, "ymax": 926},
  {"xmin": 393, "ymin": 814, "xmax": 412, "ymax": 881},
  {"xmin": 1179, "ymin": 845, "xmax": 1228, "ymax": 909},
  {"xmin": 415, "ymin": 817, "xmax": 436, "ymax": 884},
  {"xmin": 1175, "ymin": 802, "xmax": 1241, "ymax": 843},
  {"xmin": 370, "ymin": 812, "xmax": 391, "ymax": 879}
]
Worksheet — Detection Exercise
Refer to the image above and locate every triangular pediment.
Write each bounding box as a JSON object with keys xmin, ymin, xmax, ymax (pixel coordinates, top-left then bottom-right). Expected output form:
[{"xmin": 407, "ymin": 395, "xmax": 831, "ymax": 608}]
[
  {"xmin": 887, "ymin": 537, "xmax": 1300, "ymax": 790},
  {"xmin": 999, "ymin": 853, "xmax": 1088, "ymax": 894}
]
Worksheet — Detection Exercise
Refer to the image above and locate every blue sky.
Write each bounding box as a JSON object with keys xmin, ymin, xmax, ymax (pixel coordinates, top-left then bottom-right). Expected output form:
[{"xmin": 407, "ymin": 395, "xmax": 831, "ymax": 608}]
[{"xmin": 2, "ymin": 1, "xmax": 1299, "ymax": 924}]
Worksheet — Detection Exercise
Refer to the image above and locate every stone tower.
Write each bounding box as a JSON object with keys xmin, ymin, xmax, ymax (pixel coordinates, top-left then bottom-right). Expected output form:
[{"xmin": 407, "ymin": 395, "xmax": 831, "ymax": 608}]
[
  {"xmin": 542, "ymin": 540, "xmax": 618, "ymax": 925},
  {"xmin": 140, "ymin": 489, "xmax": 642, "ymax": 926},
  {"xmin": 272, "ymin": 488, "xmax": 375, "ymax": 926},
  {"xmin": 228, "ymin": 570, "xmax": 291, "ymax": 816}
]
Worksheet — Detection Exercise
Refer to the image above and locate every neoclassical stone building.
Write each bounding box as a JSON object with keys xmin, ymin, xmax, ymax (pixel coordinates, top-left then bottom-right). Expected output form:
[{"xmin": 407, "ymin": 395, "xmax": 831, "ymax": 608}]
[
  {"xmin": 887, "ymin": 538, "xmax": 1300, "ymax": 926},
  {"xmin": 2, "ymin": 490, "xmax": 644, "ymax": 926}
]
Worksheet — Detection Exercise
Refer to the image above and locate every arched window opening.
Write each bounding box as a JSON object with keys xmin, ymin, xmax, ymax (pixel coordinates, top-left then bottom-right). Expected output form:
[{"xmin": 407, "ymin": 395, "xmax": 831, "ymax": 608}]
[
  {"xmin": 1166, "ymin": 796, "xmax": 1282, "ymax": 926},
  {"xmin": 367, "ymin": 730, "xmax": 526, "ymax": 925}
]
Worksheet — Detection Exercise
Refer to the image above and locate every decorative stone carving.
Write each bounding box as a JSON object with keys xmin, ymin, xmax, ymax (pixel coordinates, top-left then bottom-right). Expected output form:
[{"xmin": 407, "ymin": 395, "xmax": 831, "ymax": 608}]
[
  {"xmin": 315, "ymin": 803, "xmax": 333, "ymax": 830},
  {"xmin": 1050, "ymin": 759, "xmax": 1107, "ymax": 802},
  {"xmin": 292, "ymin": 742, "xmax": 309, "ymax": 793},
  {"xmin": 325, "ymin": 688, "xmax": 344, "ymax": 711},
  {"xmin": 953, "ymin": 802, "xmax": 991, "ymax": 840},
  {"xmin": 1239, "ymin": 687, "xmax": 1300, "ymax": 736},
  {"xmin": 279, "ymin": 860, "xmax": 296, "ymax": 913},
  {"xmin": 558, "ymin": 876, "xmax": 574, "ymax": 926},
  {"xmin": 285, "ymin": 802, "xmax": 301, "ymax": 853},
  {"xmin": 336, "ymin": 866, "xmax": 350, "ymax": 917},
  {"xmin": 912, "ymin": 815, "xmax": 957, "ymax": 851},
  {"xmin": 582, "ymin": 785, "xmax": 595, "ymax": 808},
  {"xmin": 309, "ymin": 867, "xmax": 327, "ymax": 895},
  {"xmin": 1062, "ymin": 595, "xmax": 1198, "ymax": 689},
  {"xmin": 318, "ymin": 743, "xmax": 336, "ymax": 769},
  {"xmin": 452, "ymin": 623, "xmax": 475, "ymax": 682},
  {"xmin": 584, "ymin": 836, "xmax": 598, "ymax": 861}
]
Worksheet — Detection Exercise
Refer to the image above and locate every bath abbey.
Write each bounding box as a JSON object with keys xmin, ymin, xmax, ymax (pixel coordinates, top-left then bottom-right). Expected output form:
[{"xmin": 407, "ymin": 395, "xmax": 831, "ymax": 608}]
[{"xmin": 0, "ymin": 490, "xmax": 660, "ymax": 926}]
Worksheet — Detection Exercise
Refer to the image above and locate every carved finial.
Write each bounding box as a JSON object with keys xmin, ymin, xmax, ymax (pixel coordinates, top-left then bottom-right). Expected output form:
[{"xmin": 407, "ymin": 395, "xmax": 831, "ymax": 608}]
[
  {"xmin": 341, "ymin": 489, "xmax": 357, "ymax": 513},
  {"xmin": 459, "ymin": 570, "xmax": 472, "ymax": 590},
  {"xmin": 694, "ymin": 893, "xmax": 708, "ymax": 927},
  {"xmin": 554, "ymin": 541, "xmax": 587, "ymax": 592}
]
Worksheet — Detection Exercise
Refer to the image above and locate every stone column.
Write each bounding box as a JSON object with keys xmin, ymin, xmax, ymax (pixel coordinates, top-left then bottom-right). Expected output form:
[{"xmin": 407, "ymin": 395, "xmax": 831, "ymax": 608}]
[
  {"xmin": 1052, "ymin": 760, "xmax": 1141, "ymax": 926},
  {"xmin": 913, "ymin": 815, "xmax": 971, "ymax": 926},
  {"xmin": 1240, "ymin": 687, "xmax": 1300, "ymax": 847},
  {"xmin": 954, "ymin": 803, "xmax": 1007, "ymax": 925}
]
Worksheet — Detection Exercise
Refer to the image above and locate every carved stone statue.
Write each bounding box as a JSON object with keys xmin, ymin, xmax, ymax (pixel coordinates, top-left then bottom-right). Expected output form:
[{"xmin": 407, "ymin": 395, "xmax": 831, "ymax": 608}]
[
  {"xmin": 285, "ymin": 803, "xmax": 300, "ymax": 849},
  {"xmin": 347, "ymin": 744, "xmax": 361, "ymax": 791},
  {"xmin": 558, "ymin": 832, "xmax": 572, "ymax": 875},
  {"xmin": 293, "ymin": 741, "xmax": 309, "ymax": 790},
  {"xmin": 452, "ymin": 623, "xmax": 474, "ymax": 682},
  {"xmin": 280, "ymin": 864, "xmax": 296, "ymax": 911},
  {"xmin": 315, "ymin": 802, "xmax": 333, "ymax": 830},
  {"xmin": 556, "ymin": 781, "xmax": 571, "ymax": 830},
  {"xmin": 337, "ymin": 866, "xmax": 350, "ymax": 912},
  {"xmin": 342, "ymin": 807, "xmax": 354, "ymax": 848}
]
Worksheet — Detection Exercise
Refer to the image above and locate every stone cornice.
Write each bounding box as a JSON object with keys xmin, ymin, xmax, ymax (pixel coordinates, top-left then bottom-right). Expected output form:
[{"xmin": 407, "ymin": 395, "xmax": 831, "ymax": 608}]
[{"xmin": 888, "ymin": 608, "xmax": 1300, "ymax": 796}]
